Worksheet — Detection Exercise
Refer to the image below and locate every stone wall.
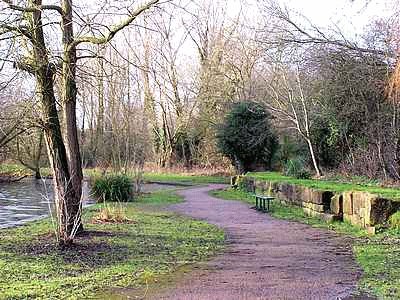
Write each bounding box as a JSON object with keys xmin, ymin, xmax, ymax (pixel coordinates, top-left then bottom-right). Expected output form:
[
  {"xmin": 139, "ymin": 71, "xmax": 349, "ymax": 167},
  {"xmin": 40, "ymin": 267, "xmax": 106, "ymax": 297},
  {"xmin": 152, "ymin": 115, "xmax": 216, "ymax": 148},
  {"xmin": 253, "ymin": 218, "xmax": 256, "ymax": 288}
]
[{"xmin": 233, "ymin": 176, "xmax": 400, "ymax": 230}]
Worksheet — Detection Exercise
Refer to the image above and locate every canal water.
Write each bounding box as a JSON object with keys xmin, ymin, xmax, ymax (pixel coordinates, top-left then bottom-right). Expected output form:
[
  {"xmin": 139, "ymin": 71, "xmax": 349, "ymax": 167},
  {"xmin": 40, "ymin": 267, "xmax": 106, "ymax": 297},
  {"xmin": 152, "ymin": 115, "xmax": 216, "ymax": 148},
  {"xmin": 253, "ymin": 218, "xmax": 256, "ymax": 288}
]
[
  {"xmin": 0, "ymin": 179, "xmax": 94, "ymax": 229},
  {"xmin": 0, "ymin": 179, "xmax": 179, "ymax": 229}
]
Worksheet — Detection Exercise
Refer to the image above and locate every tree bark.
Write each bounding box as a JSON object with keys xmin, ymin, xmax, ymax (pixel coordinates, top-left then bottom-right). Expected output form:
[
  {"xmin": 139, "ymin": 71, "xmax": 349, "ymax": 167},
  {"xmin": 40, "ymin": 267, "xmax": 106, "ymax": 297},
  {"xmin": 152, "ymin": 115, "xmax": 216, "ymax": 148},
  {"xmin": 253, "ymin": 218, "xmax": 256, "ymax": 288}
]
[
  {"xmin": 30, "ymin": 0, "xmax": 81, "ymax": 244},
  {"xmin": 61, "ymin": 0, "xmax": 83, "ymax": 233}
]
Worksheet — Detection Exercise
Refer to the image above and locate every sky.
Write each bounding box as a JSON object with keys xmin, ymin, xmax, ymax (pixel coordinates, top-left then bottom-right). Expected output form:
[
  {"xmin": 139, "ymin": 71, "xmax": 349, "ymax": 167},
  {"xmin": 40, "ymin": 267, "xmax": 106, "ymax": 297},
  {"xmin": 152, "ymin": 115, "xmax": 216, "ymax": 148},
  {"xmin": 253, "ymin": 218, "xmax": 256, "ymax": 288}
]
[{"xmin": 280, "ymin": 0, "xmax": 393, "ymax": 37}]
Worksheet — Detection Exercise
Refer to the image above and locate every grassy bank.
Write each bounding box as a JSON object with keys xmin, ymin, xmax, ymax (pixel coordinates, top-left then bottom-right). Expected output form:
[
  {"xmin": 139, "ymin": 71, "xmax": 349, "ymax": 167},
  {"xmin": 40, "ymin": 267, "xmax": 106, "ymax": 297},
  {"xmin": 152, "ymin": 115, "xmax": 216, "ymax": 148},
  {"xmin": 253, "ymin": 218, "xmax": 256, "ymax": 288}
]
[
  {"xmin": 142, "ymin": 172, "xmax": 228, "ymax": 185},
  {"xmin": 0, "ymin": 164, "xmax": 33, "ymax": 178},
  {"xmin": 248, "ymin": 171, "xmax": 400, "ymax": 200},
  {"xmin": 0, "ymin": 163, "xmax": 229, "ymax": 185},
  {"xmin": 0, "ymin": 190, "xmax": 224, "ymax": 299},
  {"xmin": 211, "ymin": 188, "xmax": 400, "ymax": 299}
]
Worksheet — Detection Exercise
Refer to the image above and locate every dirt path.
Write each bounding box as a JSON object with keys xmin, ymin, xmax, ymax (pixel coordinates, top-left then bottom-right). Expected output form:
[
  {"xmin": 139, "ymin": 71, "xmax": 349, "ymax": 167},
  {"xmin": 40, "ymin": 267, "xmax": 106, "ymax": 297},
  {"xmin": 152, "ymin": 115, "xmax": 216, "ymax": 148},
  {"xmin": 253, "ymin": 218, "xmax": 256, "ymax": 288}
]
[{"xmin": 150, "ymin": 184, "xmax": 362, "ymax": 300}]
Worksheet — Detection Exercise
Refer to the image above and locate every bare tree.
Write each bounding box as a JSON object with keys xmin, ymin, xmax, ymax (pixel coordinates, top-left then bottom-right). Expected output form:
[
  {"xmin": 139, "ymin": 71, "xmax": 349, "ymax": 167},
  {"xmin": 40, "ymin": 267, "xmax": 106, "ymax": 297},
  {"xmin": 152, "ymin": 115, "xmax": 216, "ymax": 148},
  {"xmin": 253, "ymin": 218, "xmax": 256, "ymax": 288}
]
[{"xmin": 0, "ymin": 0, "xmax": 161, "ymax": 246}]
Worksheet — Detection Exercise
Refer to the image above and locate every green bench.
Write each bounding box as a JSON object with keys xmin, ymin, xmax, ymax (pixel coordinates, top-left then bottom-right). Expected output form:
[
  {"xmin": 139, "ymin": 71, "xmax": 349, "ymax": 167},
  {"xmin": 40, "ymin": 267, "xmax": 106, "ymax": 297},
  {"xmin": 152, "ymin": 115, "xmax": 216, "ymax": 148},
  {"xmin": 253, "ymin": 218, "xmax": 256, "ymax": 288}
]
[{"xmin": 255, "ymin": 194, "xmax": 274, "ymax": 212}]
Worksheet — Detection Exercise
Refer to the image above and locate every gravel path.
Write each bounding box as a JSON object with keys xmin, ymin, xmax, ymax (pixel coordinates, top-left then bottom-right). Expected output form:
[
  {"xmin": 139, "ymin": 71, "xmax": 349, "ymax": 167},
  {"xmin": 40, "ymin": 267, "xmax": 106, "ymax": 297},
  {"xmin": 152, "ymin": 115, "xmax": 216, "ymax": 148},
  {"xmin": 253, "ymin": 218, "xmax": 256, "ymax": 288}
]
[{"xmin": 150, "ymin": 184, "xmax": 362, "ymax": 300}]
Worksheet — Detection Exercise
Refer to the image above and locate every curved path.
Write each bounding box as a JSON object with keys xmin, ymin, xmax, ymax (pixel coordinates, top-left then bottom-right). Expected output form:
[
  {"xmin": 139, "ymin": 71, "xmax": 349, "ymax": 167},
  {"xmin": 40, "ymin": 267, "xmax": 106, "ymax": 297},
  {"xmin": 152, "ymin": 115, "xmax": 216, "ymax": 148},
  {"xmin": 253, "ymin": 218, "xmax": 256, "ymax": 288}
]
[{"xmin": 151, "ymin": 185, "xmax": 362, "ymax": 300}]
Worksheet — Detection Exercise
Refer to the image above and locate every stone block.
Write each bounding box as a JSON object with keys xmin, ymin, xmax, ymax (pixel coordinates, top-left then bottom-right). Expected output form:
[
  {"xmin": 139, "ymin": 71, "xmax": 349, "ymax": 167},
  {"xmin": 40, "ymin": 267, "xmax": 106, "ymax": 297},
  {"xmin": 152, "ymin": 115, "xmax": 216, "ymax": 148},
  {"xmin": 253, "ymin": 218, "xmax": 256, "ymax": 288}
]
[
  {"xmin": 302, "ymin": 202, "xmax": 325, "ymax": 213},
  {"xmin": 330, "ymin": 194, "xmax": 341, "ymax": 215},
  {"xmin": 370, "ymin": 198, "xmax": 400, "ymax": 226},
  {"xmin": 367, "ymin": 226, "xmax": 376, "ymax": 235},
  {"xmin": 343, "ymin": 192, "xmax": 353, "ymax": 215},
  {"xmin": 300, "ymin": 187, "xmax": 322, "ymax": 204},
  {"xmin": 343, "ymin": 213, "xmax": 352, "ymax": 223},
  {"xmin": 303, "ymin": 207, "xmax": 335, "ymax": 222},
  {"xmin": 352, "ymin": 192, "xmax": 363, "ymax": 215}
]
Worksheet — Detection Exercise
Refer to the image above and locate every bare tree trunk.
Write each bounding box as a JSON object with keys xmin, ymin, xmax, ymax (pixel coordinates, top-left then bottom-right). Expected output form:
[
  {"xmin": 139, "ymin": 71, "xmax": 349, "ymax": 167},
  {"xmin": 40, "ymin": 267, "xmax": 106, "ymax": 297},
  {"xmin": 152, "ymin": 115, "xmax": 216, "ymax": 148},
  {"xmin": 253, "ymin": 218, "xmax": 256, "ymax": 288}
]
[
  {"xmin": 38, "ymin": 67, "xmax": 77, "ymax": 245},
  {"xmin": 61, "ymin": 0, "xmax": 83, "ymax": 233},
  {"xmin": 306, "ymin": 138, "xmax": 321, "ymax": 177},
  {"xmin": 28, "ymin": 0, "xmax": 79, "ymax": 245}
]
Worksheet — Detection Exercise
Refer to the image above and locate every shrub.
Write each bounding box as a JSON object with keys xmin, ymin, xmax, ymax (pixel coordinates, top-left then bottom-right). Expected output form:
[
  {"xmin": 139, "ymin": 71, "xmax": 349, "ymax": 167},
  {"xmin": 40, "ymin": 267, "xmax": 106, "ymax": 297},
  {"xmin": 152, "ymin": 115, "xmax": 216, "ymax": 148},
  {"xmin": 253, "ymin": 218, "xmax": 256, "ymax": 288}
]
[
  {"xmin": 284, "ymin": 158, "xmax": 311, "ymax": 179},
  {"xmin": 93, "ymin": 205, "xmax": 132, "ymax": 223},
  {"xmin": 216, "ymin": 101, "xmax": 279, "ymax": 174},
  {"xmin": 91, "ymin": 174, "xmax": 133, "ymax": 202},
  {"xmin": 389, "ymin": 211, "xmax": 400, "ymax": 231}
]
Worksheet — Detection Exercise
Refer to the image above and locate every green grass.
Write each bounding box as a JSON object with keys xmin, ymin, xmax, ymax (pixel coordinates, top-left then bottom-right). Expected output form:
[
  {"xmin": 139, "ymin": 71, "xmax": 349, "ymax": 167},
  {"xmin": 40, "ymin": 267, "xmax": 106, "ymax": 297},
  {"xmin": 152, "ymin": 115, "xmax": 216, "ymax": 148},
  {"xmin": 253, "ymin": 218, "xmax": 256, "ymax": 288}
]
[
  {"xmin": 0, "ymin": 164, "xmax": 32, "ymax": 177},
  {"xmin": 0, "ymin": 163, "xmax": 52, "ymax": 178},
  {"xmin": 0, "ymin": 190, "xmax": 225, "ymax": 299},
  {"xmin": 248, "ymin": 171, "xmax": 400, "ymax": 200},
  {"xmin": 211, "ymin": 188, "xmax": 400, "ymax": 299},
  {"xmin": 143, "ymin": 172, "xmax": 229, "ymax": 185},
  {"xmin": 0, "ymin": 163, "xmax": 229, "ymax": 186}
]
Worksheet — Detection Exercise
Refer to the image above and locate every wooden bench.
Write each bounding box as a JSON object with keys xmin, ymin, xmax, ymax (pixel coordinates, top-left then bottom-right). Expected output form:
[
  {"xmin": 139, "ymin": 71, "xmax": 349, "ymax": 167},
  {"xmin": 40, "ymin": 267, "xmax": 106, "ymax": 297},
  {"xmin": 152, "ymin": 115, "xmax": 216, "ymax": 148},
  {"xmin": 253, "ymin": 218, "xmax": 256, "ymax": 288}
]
[{"xmin": 254, "ymin": 195, "xmax": 274, "ymax": 212}]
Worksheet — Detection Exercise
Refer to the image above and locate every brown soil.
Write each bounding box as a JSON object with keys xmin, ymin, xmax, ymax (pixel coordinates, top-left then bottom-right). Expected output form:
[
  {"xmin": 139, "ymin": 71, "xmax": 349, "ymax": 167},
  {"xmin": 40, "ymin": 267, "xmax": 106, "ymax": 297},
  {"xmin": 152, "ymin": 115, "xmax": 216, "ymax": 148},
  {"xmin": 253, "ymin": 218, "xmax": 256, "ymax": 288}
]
[{"xmin": 148, "ymin": 184, "xmax": 363, "ymax": 300}]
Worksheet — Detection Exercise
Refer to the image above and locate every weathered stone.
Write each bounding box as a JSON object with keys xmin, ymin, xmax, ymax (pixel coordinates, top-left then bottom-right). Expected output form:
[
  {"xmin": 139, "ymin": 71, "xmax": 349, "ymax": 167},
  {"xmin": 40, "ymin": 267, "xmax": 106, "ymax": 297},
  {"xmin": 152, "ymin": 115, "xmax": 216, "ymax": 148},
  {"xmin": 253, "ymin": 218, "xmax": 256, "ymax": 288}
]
[
  {"xmin": 303, "ymin": 207, "xmax": 335, "ymax": 222},
  {"xmin": 343, "ymin": 213, "xmax": 352, "ymax": 224},
  {"xmin": 251, "ymin": 177, "xmax": 400, "ymax": 229},
  {"xmin": 343, "ymin": 192, "xmax": 353, "ymax": 215},
  {"xmin": 352, "ymin": 192, "xmax": 368, "ymax": 215},
  {"xmin": 302, "ymin": 202, "xmax": 325, "ymax": 213},
  {"xmin": 330, "ymin": 194, "xmax": 341, "ymax": 215},
  {"xmin": 370, "ymin": 198, "xmax": 400, "ymax": 226},
  {"xmin": 309, "ymin": 190, "xmax": 324, "ymax": 205},
  {"xmin": 367, "ymin": 226, "xmax": 376, "ymax": 235}
]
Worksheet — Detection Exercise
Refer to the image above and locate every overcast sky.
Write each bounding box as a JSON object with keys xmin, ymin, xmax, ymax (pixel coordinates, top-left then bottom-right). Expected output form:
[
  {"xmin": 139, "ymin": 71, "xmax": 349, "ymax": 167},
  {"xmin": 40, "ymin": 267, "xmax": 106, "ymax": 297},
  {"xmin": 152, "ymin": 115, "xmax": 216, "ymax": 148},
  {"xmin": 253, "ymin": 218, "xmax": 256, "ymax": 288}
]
[{"xmin": 225, "ymin": 0, "xmax": 394, "ymax": 39}]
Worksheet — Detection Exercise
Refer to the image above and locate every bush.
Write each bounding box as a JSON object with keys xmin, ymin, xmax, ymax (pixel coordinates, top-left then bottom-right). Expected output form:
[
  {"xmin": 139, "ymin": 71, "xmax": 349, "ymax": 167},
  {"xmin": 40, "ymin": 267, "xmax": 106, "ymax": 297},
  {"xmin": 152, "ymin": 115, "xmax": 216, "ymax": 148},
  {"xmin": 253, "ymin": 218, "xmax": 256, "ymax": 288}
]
[
  {"xmin": 216, "ymin": 101, "xmax": 279, "ymax": 174},
  {"xmin": 284, "ymin": 158, "xmax": 311, "ymax": 179},
  {"xmin": 389, "ymin": 211, "xmax": 400, "ymax": 231},
  {"xmin": 91, "ymin": 174, "xmax": 133, "ymax": 202}
]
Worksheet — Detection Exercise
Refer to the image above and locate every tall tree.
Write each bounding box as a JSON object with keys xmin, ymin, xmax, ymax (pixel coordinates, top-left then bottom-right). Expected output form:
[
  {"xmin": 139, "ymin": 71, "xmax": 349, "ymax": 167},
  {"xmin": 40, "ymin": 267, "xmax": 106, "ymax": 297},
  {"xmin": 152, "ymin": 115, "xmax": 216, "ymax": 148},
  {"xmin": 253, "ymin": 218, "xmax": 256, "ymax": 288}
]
[{"xmin": 0, "ymin": 0, "xmax": 160, "ymax": 246}]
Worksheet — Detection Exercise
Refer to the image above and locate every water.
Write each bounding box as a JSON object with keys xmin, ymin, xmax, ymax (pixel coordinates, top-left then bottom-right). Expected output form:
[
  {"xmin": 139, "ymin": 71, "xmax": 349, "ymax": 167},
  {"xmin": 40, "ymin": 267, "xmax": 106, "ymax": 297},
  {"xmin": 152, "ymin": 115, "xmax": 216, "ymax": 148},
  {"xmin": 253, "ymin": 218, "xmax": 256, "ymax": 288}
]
[
  {"xmin": 0, "ymin": 178, "xmax": 93, "ymax": 229},
  {"xmin": 0, "ymin": 180, "xmax": 180, "ymax": 229}
]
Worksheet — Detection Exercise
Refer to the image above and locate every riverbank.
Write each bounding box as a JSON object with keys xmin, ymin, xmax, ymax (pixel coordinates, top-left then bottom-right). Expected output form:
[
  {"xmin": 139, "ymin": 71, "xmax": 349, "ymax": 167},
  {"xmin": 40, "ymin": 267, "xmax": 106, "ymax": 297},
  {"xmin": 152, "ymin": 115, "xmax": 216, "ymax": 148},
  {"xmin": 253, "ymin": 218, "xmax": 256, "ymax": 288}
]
[
  {"xmin": 0, "ymin": 190, "xmax": 224, "ymax": 299},
  {"xmin": 0, "ymin": 163, "xmax": 230, "ymax": 185},
  {"xmin": 211, "ymin": 188, "xmax": 400, "ymax": 299}
]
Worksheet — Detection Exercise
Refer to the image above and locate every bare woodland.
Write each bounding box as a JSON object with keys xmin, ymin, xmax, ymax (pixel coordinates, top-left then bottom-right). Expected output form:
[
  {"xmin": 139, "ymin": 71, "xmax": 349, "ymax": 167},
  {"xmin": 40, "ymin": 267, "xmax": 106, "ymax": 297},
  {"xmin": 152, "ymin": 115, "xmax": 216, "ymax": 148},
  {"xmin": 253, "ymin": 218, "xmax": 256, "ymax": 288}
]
[{"xmin": 1, "ymin": 0, "xmax": 400, "ymax": 245}]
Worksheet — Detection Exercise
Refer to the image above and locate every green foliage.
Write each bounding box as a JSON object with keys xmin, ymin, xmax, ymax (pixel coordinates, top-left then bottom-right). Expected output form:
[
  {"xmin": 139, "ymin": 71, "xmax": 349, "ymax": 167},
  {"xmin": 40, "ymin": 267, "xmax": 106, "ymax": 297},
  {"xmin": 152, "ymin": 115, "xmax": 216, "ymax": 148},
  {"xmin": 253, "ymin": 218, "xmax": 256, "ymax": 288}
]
[
  {"xmin": 283, "ymin": 158, "xmax": 311, "ymax": 179},
  {"xmin": 389, "ymin": 211, "xmax": 400, "ymax": 231},
  {"xmin": 311, "ymin": 115, "xmax": 342, "ymax": 168},
  {"xmin": 0, "ymin": 191, "xmax": 224, "ymax": 299},
  {"xmin": 216, "ymin": 101, "xmax": 279, "ymax": 174},
  {"xmin": 91, "ymin": 174, "xmax": 133, "ymax": 202},
  {"xmin": 274, "ymin": 136, "xmax": 308, "ymax": 168},
  {"xmin": 314, "ymin": 50, "xmax": 396, "ymax": 178}
]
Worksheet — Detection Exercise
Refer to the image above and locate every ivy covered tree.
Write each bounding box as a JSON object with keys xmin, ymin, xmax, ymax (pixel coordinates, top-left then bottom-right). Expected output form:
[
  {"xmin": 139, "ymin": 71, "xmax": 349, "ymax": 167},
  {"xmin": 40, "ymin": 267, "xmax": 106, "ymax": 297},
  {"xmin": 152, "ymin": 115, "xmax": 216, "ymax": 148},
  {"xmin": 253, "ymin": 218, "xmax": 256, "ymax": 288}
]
[{"xmin": 216, "ymin": 102, "xmax": 279, "ymax": 174}]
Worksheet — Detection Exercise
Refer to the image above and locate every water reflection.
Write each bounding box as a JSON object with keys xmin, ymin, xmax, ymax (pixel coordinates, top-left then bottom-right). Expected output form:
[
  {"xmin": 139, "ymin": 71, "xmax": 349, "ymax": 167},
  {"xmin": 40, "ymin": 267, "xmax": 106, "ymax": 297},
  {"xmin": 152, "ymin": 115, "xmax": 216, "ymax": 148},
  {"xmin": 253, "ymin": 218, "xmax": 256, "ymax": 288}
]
[
  {"xmin": 0, "ymin": 180, "xmax": 180, "ymax": 229},
  {"xmin": 0, "ymin": 179, "xmax": 92, "ymax": 229}
]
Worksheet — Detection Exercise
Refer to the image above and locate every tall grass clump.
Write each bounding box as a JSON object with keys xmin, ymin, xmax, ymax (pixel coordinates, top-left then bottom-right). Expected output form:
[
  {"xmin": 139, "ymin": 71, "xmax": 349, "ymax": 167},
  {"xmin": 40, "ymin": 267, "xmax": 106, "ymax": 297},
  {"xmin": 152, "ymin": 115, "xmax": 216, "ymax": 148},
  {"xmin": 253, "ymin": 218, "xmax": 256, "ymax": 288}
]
[
  {"xmin": 389, "ymin": 211, "xmax": 400, "ymax": 231},
  {"xmin": 91, "ymin": 174, "xmax": 133, "ymax": 202},
  {"xmin": 283, "ymin": 158, "xmax": 311, "ymax": 179}
]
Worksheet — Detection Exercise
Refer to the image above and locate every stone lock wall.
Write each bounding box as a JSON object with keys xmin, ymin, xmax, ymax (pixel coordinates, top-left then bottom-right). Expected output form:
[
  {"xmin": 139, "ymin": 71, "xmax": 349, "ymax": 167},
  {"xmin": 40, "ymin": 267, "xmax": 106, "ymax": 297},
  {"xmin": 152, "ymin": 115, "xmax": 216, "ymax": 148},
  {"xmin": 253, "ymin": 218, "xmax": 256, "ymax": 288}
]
[{"xmin": 234, "ymin": 176, "xmax": 400, "ymax": 229}]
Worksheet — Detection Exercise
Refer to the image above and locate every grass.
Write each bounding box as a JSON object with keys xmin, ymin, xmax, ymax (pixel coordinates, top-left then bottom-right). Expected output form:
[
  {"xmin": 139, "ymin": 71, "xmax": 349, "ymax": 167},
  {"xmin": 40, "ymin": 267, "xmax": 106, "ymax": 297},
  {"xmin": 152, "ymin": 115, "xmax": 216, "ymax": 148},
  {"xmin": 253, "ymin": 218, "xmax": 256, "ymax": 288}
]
[
  {"xmin": 0, "ymin": 190, "xmax": 225, "ymax": 299},
  {"xmin": 0, "ymin": 163, "xmax": 229, "ymax": 186},
  {"xmin": 142, "ymin": 172, "xmax": 229, "ymax": 185},
  {"xmin": 211, "ymin": 188, "xmax": 400, "ymax": 299},
  {"xmin": 248, "ymin": 171, "xmax": 400, "ymax": 200},
  {"xmin": 0, "ymin": 164, "xmax": 32, "ymax": 177},
  {"xmin": 0, "ymin": 163, "xmax": 52, "ymax": 178}
]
